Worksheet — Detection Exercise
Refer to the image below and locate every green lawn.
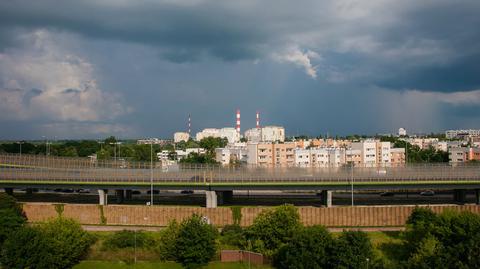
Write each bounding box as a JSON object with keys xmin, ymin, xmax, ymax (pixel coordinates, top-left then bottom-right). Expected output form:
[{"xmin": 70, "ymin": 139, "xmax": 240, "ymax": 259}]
[{"xmin": 74, "ymin": 261, "xmax": 272, "ymax": 269}]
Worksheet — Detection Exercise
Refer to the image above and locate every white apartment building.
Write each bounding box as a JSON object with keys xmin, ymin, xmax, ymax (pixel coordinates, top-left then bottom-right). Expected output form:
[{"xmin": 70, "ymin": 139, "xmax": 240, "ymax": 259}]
[
  {"xmin": 261, "ymin": 126, "xmax": 285, "ymax": 142},
  {"xmin": 294, "ymin": 148, "xmax": 346, "ymax": 167},
  {"xmin": 446, "ymin": 129, "xmax": 480, "ymax": 139},
  {"xmin": 295, "ymin": 149, "xmax": 311, "ymax": 167},
  {"xmin": 157, "ymin": 148, "xmax": 206, "ymax": 162},
  {"xmin": 215, "ymin": 146, "xmax": 248, "ymax": 165},
  {"xmin": 352, "ymin": 140, "xmax": 377, "ymax": 167},
  {"xmin": 398, "ymin": 128, "xmax": 407, "ymax": 136},
  {"xmin": 195, "ymin": 127, "xmax": 240, "ymax": 143},
  {"xmin": 174, "ymin": 132, "xmax": 190, "ymax": 143},
  {"xmin": 244, "ymin": 128, "xmax": 262, "ymax": 142}
]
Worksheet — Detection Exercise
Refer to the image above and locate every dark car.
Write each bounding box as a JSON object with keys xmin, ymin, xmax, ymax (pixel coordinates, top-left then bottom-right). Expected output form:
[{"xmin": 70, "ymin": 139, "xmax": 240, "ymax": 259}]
[
  {"xmin": 147, "ymin": 190, "xmax": 160, "ymax": 194},
  {"xmin": 181, "ymin": 190, "xmax": 194, "ymax": 194},
  {"xmin": 380, "ymin": 192, "xmax": 395, "ymax": 197}
]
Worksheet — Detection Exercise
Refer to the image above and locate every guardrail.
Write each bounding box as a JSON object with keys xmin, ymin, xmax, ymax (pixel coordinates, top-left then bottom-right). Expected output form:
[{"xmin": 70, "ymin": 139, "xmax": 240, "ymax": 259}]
[{"xmin": 1, "ymin": 154, "xmax": 480, "ymax": 185}]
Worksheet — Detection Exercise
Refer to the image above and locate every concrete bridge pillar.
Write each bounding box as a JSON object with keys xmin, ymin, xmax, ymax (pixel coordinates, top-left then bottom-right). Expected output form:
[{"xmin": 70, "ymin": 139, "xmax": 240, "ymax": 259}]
[
  {"xmin": 216, "ymin": 191, "xmax": 233, "ymax": 205},
  {"xmin": 115, "ymin": 190, "xmax": 125, "ymax": 203},
  {"xmin": 475, "ymin": 189, "xmax": 480, "ymax": 205},
  {"xmin": 125, "ymin": 190, "xmax": 133, "ymax": 200},
  {"xmin": 4, "ymin": 188, "xmax": 13, "ymax": 195},
  {"xmin": 206, "ymin": 191, "xmax": 217, "ymax": 208},
  {"xmin": 321, "ymin": 190, "xmax": 332, "ymax": 207},
  {"xmin": 454, "ymin": 189, "xmax": 467, "ymax": 204},
  {"xmin": 98, "ymin": 189, "xmax": 108, "ymax": 205}
]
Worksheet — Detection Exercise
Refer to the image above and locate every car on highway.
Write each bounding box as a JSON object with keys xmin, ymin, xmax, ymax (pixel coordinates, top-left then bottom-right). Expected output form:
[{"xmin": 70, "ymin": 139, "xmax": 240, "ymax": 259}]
[
  {"xmin": 420, "ymin": 190, "xmax": 435, "ymax": 196},
  {"xmin": 380, "ymin": 192, "xmax": 394, "ymax": 197}
]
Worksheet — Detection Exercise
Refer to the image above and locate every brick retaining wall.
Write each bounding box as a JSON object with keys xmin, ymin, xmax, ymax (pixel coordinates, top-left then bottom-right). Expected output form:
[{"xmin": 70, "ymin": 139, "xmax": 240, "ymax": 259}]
[{"xmin": 22, "ymin": 203, "xmax": 480, "ymax": 227}]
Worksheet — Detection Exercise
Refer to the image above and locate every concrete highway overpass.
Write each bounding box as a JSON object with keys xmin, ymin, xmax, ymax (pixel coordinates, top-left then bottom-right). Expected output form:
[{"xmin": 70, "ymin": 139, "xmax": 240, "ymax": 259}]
[{"xmin": 1, "ymin": 154, "xmax": 480, "ymax": 207}]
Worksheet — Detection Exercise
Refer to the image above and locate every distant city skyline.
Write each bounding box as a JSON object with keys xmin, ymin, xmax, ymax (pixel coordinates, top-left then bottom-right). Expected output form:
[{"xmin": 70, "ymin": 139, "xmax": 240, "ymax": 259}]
[{"xmin": 1, "ymin": 1, "xmax": 480, "ymax": 140}]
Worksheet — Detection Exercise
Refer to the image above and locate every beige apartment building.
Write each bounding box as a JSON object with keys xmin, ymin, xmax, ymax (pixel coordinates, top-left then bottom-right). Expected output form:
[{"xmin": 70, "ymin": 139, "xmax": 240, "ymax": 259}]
[{"xmin": 247, "ymin": 142, "xmax": 295, "ymax": 167}]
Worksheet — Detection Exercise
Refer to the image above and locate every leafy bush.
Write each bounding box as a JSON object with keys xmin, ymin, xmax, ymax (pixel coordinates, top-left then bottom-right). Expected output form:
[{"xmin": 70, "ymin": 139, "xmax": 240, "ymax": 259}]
[
  {"xmin": 407, "ymin": 207, "xmax": 438, "ymax": 226},
  {"xmin": 274, "ymin": 225, "xmax": 333, "ymax": 269},
  {"xmin": 246, "ymin": 204, "xmax": 301, "ymax": 256},
  {"xmin": 220, "ymin": 224, "xmax": 245, "ymax": 248},
  {"xmin": 174, "ymin": 214, "xmax": 218, "ymax": 269},
  {"xmin": 0, "ymin": 226, "xmax": 56, "ymax": 269},
  {"xmin": 103, "ymin": 230, "xmax": 154, "ymax": 250},
  {"xmin": 330, "ymin": 231, "xmax": 375, "ymax": 269},
  {"xmin": 38, "ymin": 218, "xmax": 95, "ymax": 269},
  {"xmin": 0, "ymin": 193, "xmax": 24, "ymax": 216},
  {"xmin": 157, "ymin": 220, "xmax": 180, "ymax": 261},
  {"xmin": 403, "ymin": 210, "xmax": 480, "ymax": 269},
  {"xmin": 0, "ymin": 194, "xmax": 26, "ymax": 245}
]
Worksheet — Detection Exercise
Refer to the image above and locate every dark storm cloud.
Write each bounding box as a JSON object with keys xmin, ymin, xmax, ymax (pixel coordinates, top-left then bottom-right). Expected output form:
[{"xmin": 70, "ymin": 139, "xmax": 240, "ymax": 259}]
[
  {"xmin": 2, "ymin": 1, "xmax": 479, "ymax": 92},
  {"xmin": 1, "ymin": 1, "xmax": 480, "ymax": 139}
]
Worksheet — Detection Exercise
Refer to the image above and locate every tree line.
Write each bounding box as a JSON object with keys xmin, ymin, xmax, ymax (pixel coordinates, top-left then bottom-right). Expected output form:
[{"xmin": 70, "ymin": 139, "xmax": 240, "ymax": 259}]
[{"xmin": 0, "ymin": 136, "xmax": 227, "ymax": 163}]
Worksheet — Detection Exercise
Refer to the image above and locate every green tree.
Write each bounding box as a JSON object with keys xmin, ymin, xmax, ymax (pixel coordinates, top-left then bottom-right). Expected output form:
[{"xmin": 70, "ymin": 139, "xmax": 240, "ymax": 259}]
[
  {"xmin": 104, "ymin": 136, "xmax": 117, "ymax": 145},
  {"xmin": 0, "ymin": 226, "xmax": 57, "ymax": 269},
  {"xmin": 403, "ymin": 209, "xmax": 480, "ymax": 269},
  {"xmin": 330, "ymin": 231, "xmax": 374, "ymax": 269},
  {"xmin": 174, "ymin": 214, "xmax": 218, "ymax": 268},
  {"xmin": 38, "ymin": 218, "xmax": 95, "ymax": 269},
  {"xmin": 274, "ymin": 225, "xmax": 333, "ymax": 269},
  {"xmin": 0, "ymin": 193, "xmax": 26, "ymax": 245},
  {"xmin": 157, "ymin": 220, "xmax": 180, "ymax": 261},
  {"xmin": 246, "ymin": 204, "xmax": 302, "ymax": 256}
]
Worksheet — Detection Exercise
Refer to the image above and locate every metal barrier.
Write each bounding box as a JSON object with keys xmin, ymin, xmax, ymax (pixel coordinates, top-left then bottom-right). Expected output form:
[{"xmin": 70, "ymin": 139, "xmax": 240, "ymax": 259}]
[{"xmin": 1, "ymin": 154, "xmax": 480, "ymax": 184}]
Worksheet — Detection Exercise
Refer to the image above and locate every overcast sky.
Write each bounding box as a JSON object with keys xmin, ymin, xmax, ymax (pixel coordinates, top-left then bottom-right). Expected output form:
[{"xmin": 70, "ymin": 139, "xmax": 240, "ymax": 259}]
[{"xmin": 1, "ymin": 0, "xmax": 479, "ymax": 139}]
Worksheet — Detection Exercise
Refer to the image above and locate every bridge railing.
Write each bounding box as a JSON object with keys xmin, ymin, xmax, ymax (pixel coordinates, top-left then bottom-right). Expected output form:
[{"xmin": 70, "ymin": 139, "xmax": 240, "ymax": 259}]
[{"xmin": 1, "ymin": 154, "xmax": 480, "ymax": 184}]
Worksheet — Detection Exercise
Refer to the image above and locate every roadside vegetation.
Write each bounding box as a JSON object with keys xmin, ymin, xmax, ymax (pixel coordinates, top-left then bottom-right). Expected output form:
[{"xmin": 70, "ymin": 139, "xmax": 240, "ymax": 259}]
[{"xmin": 1, "ymin": 194, "xmax": 480, "ymax": 268}]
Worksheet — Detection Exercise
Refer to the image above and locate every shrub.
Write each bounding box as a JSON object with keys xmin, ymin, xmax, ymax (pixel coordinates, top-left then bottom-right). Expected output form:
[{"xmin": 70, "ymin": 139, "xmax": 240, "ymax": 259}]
[
  {"xmin": 246, "ymin": 204, "xmax": 301, "ymax": 256},
  {"xmin": 403, "ymin": 210, "xmax": 480, "ymax": 269},
  {"xmin": 39, "ymin": 218, "xmax": 95, "ymax": 269},
  {"xmin": 0, "ymin": 193, "xmax": 23, "ymax": 216},
  {"xmin": 157, "ymin": 220, "xmax": 180, "ymax": 261},
  {"xmin": 174, "ymin": 214, "xmax": 218, "ymax": 269},
  {"xmin": 407, "ymin": 207, "xmax": 438, "ymax": 226},
  {"xmin": 220, "ymin": 224, "xmax": 245, "ymax": 248},
  {"xmin": 0, "ymin": 194, "xmax": 26, "ymax": 245},
  {"xmin": 0, "ymin": 226, "xmax": 56, "ymax": 269},
  {"xmin": 103, "ymin": 230, "xmax": 154, "ymax": 250},
  {"xmin": 274, "ymin": 225, "xmax": 333, "ymax": 269},
  {"xmin": 329, "ymin": 231, "xmax": 375, "ymax": 269}
]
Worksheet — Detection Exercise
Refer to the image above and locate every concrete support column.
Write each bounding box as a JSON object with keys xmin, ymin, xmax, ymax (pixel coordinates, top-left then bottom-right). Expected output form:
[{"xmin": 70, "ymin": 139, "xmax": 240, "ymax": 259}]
[
  {"xmin": 98, "ymin": 189, "xmax": 108, "ymax": 205},
  {"xmin": 454, "ymin": 189, "xmax": 467, "ymax": 204},
  {"xmin": 216, "ymin": 190, "xmax": 233, "ymax": 205},
  {"xmin": 321, "ymin": 190, "xmax": 332, "ymax": 207},
  {"xmin": 206, "ymin": 191, "xmax": 217, "ymax": 208},
  {"xmin": 125, "ymin": 190, "xmax": 133, "ymax": 200},
  {"xmin": 115, "ymin": 190, "xmax": 125, "ymax": 203},
  {"xmin": 4, "ymin": 188, "xmax": 13, "ymax": 195},
  {"xmin": 475, "ymin": 189, "xmax": 480, "ymax": 205}
]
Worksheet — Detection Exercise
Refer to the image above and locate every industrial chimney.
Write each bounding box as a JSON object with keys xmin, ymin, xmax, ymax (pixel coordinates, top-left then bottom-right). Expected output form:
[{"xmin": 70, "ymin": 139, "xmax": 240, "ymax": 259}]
[{"xmin": 236, "ymin": 109, "xmax": 241, "ymax": 134}]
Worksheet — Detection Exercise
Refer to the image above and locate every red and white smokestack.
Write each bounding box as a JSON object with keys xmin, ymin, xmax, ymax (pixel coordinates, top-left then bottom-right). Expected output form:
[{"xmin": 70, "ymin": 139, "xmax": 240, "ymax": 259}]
[
  {"xmin": 188, "ymin": 114, "xmax": 191, "ymax": 135},
  {"xmin": 236, "ymin": 109, "xmax": 241, "ymax": 133},
  {"xmin": 256, "ymin": 110, "xmax": 260, "ymax": 129}
]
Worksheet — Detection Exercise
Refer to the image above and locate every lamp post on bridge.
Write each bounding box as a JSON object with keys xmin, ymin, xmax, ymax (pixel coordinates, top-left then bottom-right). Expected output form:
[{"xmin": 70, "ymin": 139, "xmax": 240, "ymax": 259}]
[{"xmin": 16, "ymin": 141, "xmax": 24, "ymax": 156}]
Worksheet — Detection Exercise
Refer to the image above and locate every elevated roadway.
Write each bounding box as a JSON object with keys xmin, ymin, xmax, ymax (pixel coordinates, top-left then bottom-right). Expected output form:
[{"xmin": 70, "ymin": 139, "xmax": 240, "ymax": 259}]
[{"xmin": 1, "ymin": 154, "xmax": 480, "ymax": 207}]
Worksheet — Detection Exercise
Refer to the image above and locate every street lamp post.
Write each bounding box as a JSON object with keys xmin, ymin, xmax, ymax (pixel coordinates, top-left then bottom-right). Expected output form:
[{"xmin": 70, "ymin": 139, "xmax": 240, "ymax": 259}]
[
  {"xmin": 150, "ymin": 139, "xmax": 154, "ymax": 206},
  {"xmin": 351, "ymin": 151, "xmax": 354, "ymax": 207},
  {"xmin": 16, "ymin": 141, "xmax": 24, "ymax": 156}
]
